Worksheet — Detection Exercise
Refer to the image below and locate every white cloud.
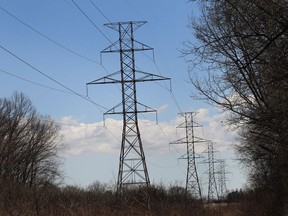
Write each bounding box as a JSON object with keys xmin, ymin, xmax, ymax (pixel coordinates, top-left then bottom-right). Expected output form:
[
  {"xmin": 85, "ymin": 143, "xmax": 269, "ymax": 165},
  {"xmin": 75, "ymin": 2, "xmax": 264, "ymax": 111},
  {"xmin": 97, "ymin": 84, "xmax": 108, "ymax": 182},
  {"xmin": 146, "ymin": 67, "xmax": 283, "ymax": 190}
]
[
  {"xmin": 60, "ymin": 110, "xmax": 245, "ymax": 190},
  {"xmin": 60, "ymin": 108, "xmax": 236, "ymax": 157},
  {"xmin": 194, "ymin": 108, "xmax": 237, "ymax": 151},
  {"xmin": 157, "ymin": 104, "xmax": 168, "ymax": 114},
  {"xmin": 60, "ymin": 118, "xmax": 120, "ymax": 156}
]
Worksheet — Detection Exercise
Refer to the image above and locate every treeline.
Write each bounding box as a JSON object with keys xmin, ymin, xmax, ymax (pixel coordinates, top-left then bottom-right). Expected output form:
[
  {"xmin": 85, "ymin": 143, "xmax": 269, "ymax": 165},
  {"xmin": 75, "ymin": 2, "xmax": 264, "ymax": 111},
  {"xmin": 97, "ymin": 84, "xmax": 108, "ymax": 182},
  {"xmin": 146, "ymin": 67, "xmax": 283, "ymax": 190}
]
[{"xmin": 185, "ymin": 0, "xmax": 288, "ymax": 215}]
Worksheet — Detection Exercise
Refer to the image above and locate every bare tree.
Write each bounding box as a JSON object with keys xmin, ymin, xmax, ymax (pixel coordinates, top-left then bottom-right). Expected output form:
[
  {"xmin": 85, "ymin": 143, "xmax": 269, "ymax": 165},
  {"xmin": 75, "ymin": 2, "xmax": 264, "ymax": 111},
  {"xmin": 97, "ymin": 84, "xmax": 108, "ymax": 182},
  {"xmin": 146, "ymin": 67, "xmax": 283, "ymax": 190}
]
[
  {"xmin": 184, "ymin": 0, "xmax": 288, "ymax": 215},
  {"xmin": 0, "ymin": 92, "xmax": 63, "ymax": 187}
]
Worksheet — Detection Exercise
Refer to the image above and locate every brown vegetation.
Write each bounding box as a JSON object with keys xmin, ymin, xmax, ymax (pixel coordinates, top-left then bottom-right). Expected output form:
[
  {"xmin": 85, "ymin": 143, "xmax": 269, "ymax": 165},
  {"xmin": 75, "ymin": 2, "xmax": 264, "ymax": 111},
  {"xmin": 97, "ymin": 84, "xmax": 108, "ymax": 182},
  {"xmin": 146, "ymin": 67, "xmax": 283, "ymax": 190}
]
[
  {"xmin": 0, "ymin": 180, "xmax": 249, "ymax": 216},
  {"xmin": 2, "ymin": 179, "xmax": 283, "ymax": 216}
]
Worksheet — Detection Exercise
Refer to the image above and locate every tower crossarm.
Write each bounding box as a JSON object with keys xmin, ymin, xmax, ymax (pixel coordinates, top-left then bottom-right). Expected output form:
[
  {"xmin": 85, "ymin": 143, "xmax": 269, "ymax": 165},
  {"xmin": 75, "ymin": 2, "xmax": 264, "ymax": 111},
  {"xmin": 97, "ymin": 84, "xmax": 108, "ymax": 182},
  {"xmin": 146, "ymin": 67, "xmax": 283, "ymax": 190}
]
[
  {"xmin": 104, "ymin": 21, "xmax": 148, "ymax": 31},
  {"xmin": 103, "ymin": 102, "xmax": 157, "ymax": 116},
  {"xmin": 101, "ymin": 40, "xmax": 153, "ymax": 53},
  {"xmin": 87, "ymin": 70, "xmax": 170, "ymax": 85}
]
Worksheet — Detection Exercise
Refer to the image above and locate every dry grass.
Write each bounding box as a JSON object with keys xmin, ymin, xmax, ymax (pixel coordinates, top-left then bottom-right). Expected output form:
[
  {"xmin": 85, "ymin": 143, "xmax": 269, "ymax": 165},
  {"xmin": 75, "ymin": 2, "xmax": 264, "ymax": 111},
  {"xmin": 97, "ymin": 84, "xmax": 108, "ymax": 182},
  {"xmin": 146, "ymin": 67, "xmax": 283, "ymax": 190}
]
[{"xmin": 0, "ymin": 181, "xmax": 285, "ymax": 216}]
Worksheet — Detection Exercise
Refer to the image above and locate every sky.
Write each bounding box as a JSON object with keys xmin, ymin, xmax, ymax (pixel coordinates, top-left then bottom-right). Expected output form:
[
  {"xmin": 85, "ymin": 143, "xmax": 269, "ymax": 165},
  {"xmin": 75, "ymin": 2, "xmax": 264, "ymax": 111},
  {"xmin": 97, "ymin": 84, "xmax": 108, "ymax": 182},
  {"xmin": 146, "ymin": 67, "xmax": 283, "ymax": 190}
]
[{"xmin": 0, "ymin": 0, "xmax": 247, "ymax": 195}]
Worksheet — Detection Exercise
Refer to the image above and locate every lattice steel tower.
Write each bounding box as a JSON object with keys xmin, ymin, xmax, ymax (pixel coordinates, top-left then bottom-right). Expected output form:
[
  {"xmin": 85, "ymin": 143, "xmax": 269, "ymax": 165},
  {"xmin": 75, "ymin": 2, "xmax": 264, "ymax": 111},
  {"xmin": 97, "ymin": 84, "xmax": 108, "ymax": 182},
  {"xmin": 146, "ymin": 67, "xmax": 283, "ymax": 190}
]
[
  {"xmin": 203, "ymin": 142, "xmax": 219, "ymax": 201},
  {"xmin": 217, "ymin": 159, "xmax": 228, "ymax": 200},
  {"xmin": 170, "ymin": 112, "xmax": 205, "ymax": 200},
  {"xmin": 87, "ymin": 21, "xmax": 169, "ymax": 193}
]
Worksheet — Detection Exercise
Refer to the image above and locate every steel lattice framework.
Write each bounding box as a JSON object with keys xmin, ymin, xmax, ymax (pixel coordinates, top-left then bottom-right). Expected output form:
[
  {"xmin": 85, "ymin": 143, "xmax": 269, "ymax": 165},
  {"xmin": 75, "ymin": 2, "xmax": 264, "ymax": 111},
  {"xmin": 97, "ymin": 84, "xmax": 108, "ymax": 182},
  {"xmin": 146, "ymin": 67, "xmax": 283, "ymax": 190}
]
[
  {"xmin": 203, "ymin": 142, "xmax": 219, "ymax": 201},
  {"xmin": 87, "ymin": 21, "xmax": 169, "ymax": 194},
  {"xmin": 217, "ymin": 159, "xmax": 228, "ymax": 200},
  {"xmin": 170, "ymin": 112, "xmax": 206, "ymax": 200}
]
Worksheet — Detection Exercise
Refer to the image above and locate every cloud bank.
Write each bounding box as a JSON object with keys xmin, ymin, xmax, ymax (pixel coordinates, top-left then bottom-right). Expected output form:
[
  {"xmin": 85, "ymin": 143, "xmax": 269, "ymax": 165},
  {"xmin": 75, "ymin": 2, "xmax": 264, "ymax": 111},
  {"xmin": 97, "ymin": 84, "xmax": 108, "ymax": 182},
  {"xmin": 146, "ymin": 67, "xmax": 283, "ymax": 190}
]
[
  {"xmin": 60, "ymin": 108, "xmax": 246, "ymax": 190},
  {"xmin": 60, "ymin": 108, "xmax": 236, "ymax": 157}
]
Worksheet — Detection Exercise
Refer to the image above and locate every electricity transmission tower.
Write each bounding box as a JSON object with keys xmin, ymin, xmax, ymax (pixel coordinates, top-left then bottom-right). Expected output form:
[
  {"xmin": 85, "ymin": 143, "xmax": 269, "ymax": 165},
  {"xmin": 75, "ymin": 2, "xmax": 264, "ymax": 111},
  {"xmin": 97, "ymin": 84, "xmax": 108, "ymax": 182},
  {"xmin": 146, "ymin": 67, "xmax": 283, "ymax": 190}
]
[
  {"xmin": 203, "ymin": 142, "xmax": 219, "ymax": 201},
  {"xmin": 87, "ymin": 21, "xmax": 169, "ymax": 194},
  {"xmin": 217, "ymin": 159, "xmax": 228, "ymax": 200},
  {"xmin": 170, "ymin": 112, "xmax": 206, "ymax": 200}
]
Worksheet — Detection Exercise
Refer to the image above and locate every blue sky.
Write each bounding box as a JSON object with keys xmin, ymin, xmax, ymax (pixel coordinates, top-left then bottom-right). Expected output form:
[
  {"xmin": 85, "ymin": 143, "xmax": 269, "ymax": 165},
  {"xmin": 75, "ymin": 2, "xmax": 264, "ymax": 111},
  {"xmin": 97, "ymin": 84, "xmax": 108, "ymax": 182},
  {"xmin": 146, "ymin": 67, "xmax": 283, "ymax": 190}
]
[{"xmin": 0, "ymin": 0, "xmax": 246, "ymax": 195}]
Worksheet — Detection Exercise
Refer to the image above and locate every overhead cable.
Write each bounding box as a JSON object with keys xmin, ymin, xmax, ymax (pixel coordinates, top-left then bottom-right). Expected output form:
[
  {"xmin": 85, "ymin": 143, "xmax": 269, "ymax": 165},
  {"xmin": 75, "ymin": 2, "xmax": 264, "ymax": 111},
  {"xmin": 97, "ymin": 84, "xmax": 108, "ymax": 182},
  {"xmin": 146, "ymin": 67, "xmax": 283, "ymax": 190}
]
[
  {"xmin": 70, "ymin": 0, "xmax": 113, "ymax": 44},
  {"xmin": 0, "ymin": 5, "xmax": 100, "ymax": 65},
  {"xmin": 88, "ymin": 0, "xmax": 111, "ymax": 23},
  {"xmin": 0, "ymin": 68, "xmax": 73, "ymax": 94},
  {"xmin": 0, "ymin": 44, "xmax": 107, "ymax": 113}
]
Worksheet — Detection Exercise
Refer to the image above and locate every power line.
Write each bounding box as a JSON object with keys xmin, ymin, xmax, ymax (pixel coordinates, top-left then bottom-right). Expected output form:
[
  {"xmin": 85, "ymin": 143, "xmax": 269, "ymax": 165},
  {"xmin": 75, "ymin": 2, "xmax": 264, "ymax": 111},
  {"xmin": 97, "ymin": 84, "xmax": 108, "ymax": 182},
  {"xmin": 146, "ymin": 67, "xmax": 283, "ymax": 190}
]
[
  {"xmin": 71, "ymin": 0, "xmax": 186, "ymax": 175},
  {"xmin": 146, "ymin": 52, "xmax": 183, "ymax": 113},
  {"xmin": 0, "ymin": 4, "xmax": 125, "ymax": 149},
  {"xmin": 120, "ymin": 1, "xmax": 184, "ymax": 114},
  {"xmin": 76, "ymin": 0, "xmax": 182, "ymax": 169},
  {"xmin": 71, "ymin": 0, "xmax": 184, "ymax": 117},
  {"xmin": 70, "ymin": 0, "xmax": 113, "ymax": 44},
  {"xmin": 88, "ymin": 0, "xmax": 111, "ymax": 23},
  {"xmin": 0, "ymin": 5, "xmax": 100, "ymax": 65},
  {"xmin": 79, "ymin": 0, "xmax": 181, "ymax": 118},
  {"xmin": 0, "ymin": 3, "xmax": 185, "ymax": 179},
  {"xmin": 0, "ymin": 68, "xmax": 73, "ymax": 94},
  {"xmin": 0, "ymin": 44, "xmax": 107, "ymax": 113},
  {"xmin": 0, "ymin": 8, "xmax": 121, "ymax": 143}
]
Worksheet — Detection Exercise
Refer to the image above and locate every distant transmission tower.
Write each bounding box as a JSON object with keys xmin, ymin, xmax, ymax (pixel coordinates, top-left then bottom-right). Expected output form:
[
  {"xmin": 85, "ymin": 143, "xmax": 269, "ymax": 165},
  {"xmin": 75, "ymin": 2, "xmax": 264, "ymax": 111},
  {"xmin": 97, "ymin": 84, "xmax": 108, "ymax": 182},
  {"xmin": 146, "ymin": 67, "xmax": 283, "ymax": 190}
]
[
  {"xmin": 87, "ymin": 21, "xmax": 169, "ymax": 194},
  {"xmin": 217, "ymin": 159, "xmax": 228, "ymax": 200},
  {"xmin": 203, "ymin": 142, "xmax": 219, "ymax": 201},
  {"xmin": 170, "ymin": 112, "xmax": 206, "ymax": 200}
]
